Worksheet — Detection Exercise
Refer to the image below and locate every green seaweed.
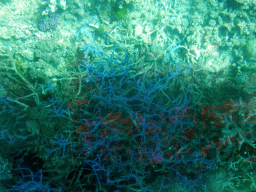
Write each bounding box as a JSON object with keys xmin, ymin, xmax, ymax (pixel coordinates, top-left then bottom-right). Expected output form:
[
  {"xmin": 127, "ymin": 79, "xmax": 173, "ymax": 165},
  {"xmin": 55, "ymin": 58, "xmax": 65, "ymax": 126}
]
[
  {"xmin": 15, "ymin": 59, "xmax": 26, "ymax": 74},
  {"xmin": 115, "ymin": 7, "xmax": 127, "ymax": 20},
  {"xmin": 96, "ymin": 24, "xmax": 106, "ymax": 35}
]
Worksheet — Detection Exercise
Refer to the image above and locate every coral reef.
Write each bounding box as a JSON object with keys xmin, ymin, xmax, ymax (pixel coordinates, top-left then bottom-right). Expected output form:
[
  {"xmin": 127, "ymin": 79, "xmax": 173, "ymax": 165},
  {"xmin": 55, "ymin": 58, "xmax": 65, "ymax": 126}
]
[{"xmin": 0, "ymin": 0, "xmax": 256, "ymax": 191}]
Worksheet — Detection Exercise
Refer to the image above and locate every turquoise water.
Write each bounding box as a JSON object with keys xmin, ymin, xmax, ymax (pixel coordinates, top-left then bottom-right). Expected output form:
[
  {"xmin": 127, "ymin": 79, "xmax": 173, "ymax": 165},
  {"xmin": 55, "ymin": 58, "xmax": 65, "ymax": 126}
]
[{"xmin": 0, "ymin": 0, "xmax": 256, "ymax": 191}]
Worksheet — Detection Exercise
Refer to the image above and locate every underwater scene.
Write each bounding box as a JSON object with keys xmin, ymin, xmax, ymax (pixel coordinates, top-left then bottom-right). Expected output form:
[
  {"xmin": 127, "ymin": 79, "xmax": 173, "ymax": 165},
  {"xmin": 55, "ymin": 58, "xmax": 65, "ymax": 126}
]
[{"xmin": 1, "ymin": 0, "xmax": 256, "ymax": 191}]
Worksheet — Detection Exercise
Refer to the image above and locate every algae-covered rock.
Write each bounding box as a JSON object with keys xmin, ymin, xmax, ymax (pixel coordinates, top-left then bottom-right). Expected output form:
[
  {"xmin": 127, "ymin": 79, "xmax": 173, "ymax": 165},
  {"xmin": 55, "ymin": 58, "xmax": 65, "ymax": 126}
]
[{"xmin": 245, "ymin": 39, "xmax": 256, "ymax": 60}]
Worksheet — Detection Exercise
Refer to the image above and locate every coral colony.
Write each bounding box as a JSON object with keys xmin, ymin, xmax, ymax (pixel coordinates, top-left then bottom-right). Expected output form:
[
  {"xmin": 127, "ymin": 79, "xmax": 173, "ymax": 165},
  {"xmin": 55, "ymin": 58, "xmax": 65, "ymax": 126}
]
[{"xmin": 1, "ymin": 0, "xmax": 256, "ymax": 191}]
